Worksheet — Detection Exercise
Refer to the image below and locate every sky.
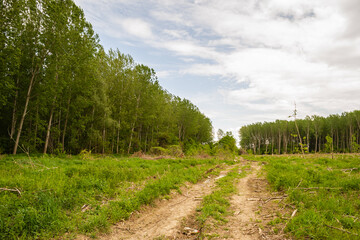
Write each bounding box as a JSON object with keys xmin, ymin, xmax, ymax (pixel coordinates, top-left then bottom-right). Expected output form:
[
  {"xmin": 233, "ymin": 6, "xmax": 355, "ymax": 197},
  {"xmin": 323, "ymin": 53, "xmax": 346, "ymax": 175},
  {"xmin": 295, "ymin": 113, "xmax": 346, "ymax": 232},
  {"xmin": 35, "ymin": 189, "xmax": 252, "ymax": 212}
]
[{"xmin": 74, "ymin": 0, "xmax": 360, "ymax": 141}]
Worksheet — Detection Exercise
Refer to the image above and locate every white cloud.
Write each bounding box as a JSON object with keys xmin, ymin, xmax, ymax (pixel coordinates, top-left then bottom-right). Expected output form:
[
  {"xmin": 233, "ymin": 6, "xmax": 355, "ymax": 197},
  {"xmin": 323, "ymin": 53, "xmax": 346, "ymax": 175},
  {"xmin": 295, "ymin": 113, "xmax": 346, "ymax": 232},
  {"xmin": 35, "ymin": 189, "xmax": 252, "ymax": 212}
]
[
  {"xmin": 119, "ymin": 18, "xmax": 154, "ymax": 40},
  {"xmin": 74, "ymin": 0, "xmax": 360, "ymax": 136}
]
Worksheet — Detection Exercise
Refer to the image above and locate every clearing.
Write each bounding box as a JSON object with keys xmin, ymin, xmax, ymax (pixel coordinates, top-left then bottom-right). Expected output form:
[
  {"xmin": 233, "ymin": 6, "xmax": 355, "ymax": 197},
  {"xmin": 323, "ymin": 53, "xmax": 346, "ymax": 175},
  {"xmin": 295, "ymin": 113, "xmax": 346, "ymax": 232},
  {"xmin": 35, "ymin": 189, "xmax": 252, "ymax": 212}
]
[{"xmin": 80, "ymin": 158, "xmax": 290, "ymax": 240}]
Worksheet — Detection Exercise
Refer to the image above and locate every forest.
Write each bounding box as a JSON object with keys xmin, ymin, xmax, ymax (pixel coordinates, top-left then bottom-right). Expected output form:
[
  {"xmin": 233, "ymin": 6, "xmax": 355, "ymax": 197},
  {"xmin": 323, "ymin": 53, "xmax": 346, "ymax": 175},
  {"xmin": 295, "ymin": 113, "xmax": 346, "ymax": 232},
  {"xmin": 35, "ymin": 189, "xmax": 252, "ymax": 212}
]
[
  {"xmin": 239, "ymin": 110, "xmax": 360, "ymax": 154},
  {"xmin": 0, "ymin": 0, "xmax": 213, "ymax": 155}
]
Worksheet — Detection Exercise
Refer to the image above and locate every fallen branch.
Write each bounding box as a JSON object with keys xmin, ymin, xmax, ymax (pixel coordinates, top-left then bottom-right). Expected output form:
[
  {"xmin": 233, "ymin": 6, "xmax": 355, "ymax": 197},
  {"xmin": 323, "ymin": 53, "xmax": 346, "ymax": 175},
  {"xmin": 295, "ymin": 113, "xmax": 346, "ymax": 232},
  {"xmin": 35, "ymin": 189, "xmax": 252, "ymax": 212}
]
[
  {"xmin": 264, "ymin": 196, "xmax": 287, "ymax": 204},
  {"xmin": 204, "ymin": 165, "xmax": 221, "ymax": 175},
  {"xmin": 36, "ymin": 167, "xmax": 58, "ymax": 172},
  {"xmin": 325, "ymin": 224, "xmax": 358, "ymax": 236},
  {"xmin": 281, "ymin": 203, "xmax": 296, "ymax": 210},
  {"xmin": 291, "ymin": 209, "xmax": 297, "ymax": 218},
  {"xmin": 281, "ymin": 209, "xmax": 297, "ymax": 233},
  {"xmin": 247, "ymin": 197, "xmax": 261, "ymax": 201},
  {"xmin": 0, "ymin": 187, "xmax": 22, "ymax": 196},
  {"xmin": 296, "ymin": 187, "xmax": 342, "ymax": 190},
  {"xmin": 341, "ymin": 168, "xmax": 358, "ymax": 173}
]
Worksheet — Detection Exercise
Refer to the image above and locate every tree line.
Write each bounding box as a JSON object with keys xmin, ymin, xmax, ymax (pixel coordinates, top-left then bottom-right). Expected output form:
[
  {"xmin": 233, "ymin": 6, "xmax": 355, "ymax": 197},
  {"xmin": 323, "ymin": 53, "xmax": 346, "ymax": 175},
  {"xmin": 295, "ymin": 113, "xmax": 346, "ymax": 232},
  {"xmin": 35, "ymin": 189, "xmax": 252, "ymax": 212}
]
[
  {"xmin": 0, "ymin": 0, "xmax": 213, "ymax": 155},
  {"xmin": 239, "ymin": 110, "xmax": 360, "ymax": 154}
]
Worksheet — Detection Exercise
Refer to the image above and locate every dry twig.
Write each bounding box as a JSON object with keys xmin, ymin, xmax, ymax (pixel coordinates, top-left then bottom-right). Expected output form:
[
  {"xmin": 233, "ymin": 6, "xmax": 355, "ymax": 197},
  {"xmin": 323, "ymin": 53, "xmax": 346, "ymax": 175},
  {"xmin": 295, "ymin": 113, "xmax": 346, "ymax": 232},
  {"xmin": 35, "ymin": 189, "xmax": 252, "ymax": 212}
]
[
  {"xmin": 0, "ymin": 187, "xmax": 22, "ymax": 195},
  {"xmin": 281, "ymin": 209, "xmax": 297, "ymax": 233},
  {"xmin": 296, "ymin": 187, "xmax": 342, "ymax": 190},
  {"xmin": 325, "ymin": 224, "xmax": 358, "ymax": 236},
  {"xmin": 264, "ymin": 196, "xmax": 287, "ymax": 204}
]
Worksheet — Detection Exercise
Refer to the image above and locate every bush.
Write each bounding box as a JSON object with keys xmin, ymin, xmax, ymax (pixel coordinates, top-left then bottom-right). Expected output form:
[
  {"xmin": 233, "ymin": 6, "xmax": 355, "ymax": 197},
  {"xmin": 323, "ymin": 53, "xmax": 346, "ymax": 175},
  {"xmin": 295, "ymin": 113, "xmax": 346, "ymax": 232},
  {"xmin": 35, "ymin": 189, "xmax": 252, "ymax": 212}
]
[
  {"xmin": 167, "ymin": 145, "xmax": 183, "ymax": 157},
  {"xmin": 150, "ymin": 147, "xmax": 168, "ymax": 156},
  {"xmin": 79, "ymin": 149, "xmax": 92, "ymax": 160}
]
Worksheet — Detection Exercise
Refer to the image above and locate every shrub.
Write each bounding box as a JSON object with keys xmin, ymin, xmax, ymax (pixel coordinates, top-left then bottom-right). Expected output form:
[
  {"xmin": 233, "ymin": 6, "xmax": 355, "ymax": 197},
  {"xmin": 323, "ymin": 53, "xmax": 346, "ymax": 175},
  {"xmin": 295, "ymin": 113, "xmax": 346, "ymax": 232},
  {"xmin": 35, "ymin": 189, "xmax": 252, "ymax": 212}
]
[
  {"xmin": 79, "ymin": 149, "xmax": 92, "ymax": 160},
  {"xmin": 150, "ymin": 147, "xmax": 168, "ymax": 156},
  {"xmin": 167, "ymin": 145, "xmax": 183, "ymax": 157}
]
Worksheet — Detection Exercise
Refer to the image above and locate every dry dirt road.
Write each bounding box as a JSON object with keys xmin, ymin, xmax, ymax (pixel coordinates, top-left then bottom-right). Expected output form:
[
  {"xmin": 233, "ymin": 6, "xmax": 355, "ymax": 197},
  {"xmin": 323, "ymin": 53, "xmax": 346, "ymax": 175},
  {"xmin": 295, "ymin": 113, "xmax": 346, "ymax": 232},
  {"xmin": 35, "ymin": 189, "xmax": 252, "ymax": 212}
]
[
  {"xmin": 202, "ymin": 160, "xmax": 291, "ymax": 240},
  {"xmin": 79, "ymin": 159, "xmax": 291, "ymax": 240}
]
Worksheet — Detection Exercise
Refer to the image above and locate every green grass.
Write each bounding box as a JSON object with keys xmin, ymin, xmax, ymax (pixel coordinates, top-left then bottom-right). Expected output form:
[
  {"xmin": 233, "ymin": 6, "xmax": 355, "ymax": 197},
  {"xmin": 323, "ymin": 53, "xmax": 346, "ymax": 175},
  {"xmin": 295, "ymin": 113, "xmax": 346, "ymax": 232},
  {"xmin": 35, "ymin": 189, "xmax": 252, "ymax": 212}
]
[
  {"xmin": 246, "ymin": 154, "xmax": 360, "ymax": 239},
  {"xmin": 0, "ymin": 154, "xmax": 231, "ymax": 239},
  {"xmin": 196, "ymin": 165, "xmax": 249, "ymax": 238}
]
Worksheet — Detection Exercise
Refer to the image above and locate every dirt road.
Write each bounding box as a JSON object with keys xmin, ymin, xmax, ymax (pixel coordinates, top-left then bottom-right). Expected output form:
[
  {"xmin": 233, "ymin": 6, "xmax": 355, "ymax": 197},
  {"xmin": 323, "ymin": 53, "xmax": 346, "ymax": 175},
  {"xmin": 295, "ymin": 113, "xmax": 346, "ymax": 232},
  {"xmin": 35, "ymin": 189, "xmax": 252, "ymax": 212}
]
[
  {"xmin": 79, "ymin": 159, "xmax": 290, "ymax": 240},
  {"xmin": 94, "ymin": 164, "xmax": 233, "ymax": 240},
  {"xmin": 204, "ymin": 160, "xmax": 290, "ymax": 239}
]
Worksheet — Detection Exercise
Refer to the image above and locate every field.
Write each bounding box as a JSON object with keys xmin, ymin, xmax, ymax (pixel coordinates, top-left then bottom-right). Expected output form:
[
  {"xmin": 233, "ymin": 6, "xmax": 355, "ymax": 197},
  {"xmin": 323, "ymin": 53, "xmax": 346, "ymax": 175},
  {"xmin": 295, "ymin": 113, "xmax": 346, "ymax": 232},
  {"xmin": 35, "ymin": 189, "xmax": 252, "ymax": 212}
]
[
  {"xmin": 0, "ymin": 154, "xmax": 233, "ymax": 239},
  {"xmin": 1, "ymin": 154, "xmax": 360, "ymax": 239},
  {"xmin": 246, "ymin": 154, "xmax": 360, "ymax": 239}
]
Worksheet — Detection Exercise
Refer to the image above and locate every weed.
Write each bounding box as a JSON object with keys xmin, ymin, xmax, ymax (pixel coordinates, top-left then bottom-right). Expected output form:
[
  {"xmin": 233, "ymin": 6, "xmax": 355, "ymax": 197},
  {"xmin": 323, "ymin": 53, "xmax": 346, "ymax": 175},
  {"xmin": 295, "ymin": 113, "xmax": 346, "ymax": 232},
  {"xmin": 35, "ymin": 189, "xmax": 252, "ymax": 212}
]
[
  {"xmin": 0, "ymin": 155, "xmax": 227, "ymax": 239},
  {"xmin": 246, "ymin": 154, "xmax": 360, "ymax": 239},
  {"xmin": 195, "ymin": 165, "xmax": 249, "ymax": 237}
]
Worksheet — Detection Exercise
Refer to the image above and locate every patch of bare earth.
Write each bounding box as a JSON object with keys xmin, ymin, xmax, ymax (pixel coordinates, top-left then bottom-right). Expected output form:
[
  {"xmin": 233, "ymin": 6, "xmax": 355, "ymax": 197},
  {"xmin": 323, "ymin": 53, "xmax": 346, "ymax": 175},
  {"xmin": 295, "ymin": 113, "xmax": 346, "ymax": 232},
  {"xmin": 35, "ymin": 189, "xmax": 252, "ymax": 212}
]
[
  {"xmin": 78, "ymin": 164, "xmax": 235, "ymax": 240},
  {"xmin": 201, "ymin": 159, "xmax": 293, "ymax": 240}
]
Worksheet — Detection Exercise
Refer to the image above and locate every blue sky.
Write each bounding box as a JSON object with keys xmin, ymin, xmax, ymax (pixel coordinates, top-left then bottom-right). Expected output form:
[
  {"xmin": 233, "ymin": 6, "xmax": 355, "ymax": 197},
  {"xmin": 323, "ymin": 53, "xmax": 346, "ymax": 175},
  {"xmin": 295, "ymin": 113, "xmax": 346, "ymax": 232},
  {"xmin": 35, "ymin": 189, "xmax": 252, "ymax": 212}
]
[{"xmin": 74, "ymin": 0, "xmax": 360, "ymax": 141}]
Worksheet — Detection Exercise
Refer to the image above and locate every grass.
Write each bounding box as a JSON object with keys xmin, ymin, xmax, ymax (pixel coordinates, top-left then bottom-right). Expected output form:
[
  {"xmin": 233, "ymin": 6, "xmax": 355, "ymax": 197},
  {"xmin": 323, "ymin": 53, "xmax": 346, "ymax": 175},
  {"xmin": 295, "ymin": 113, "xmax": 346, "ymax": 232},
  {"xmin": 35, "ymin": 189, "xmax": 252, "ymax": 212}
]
[
  {"xmin": 195, "ymin": 164, "xmax": 249, "ymax": 238},
  {"xmin": 246, "ymin": 154, "xmax": 360, "ymax": 239},
  {"xmin": 0, "ymin": 154, "xmax": 232, "ymax": 239}
]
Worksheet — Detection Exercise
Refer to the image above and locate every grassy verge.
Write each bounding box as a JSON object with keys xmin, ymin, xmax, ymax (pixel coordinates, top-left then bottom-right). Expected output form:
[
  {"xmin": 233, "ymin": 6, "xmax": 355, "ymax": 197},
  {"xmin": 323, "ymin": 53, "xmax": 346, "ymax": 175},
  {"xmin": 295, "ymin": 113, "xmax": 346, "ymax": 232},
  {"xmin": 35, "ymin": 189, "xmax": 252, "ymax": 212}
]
[
  {"xmin": 246, "ymin": 154, "xmax": 360, "ymax": 239},
  {"xmin": 0, "ymin": 154, "xmax": 231, "ymax": 239},
  {"xmin": 195, "ymin": 164, "xmax": 250, "ymax": 239}
]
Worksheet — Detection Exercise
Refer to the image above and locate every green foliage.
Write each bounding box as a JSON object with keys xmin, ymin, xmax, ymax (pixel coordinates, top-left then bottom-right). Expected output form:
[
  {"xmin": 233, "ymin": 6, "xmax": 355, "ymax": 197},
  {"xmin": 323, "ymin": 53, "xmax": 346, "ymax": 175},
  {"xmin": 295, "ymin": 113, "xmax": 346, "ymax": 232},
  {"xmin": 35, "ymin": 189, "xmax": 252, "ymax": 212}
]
[
  {"xmin": 79, "ymin": 149, "xmax": 92, "ymax": 160},
  {"xmin": 196, "ymin": 166, "xmax": 248, "ymax": 237},
  {"xmin": 246, "ymin": 154, "xmax": 360, "ymax": 239},
  {"xmin": 167, "ymin": 145, "xmax": 183, "ymax": 157},
  {"xmin": 150, "ymin": 147, "xmax": 168, "ymax": 156},
  {"xmin": 218, "ymin": 133, "xmax": 237, "ymax": 153},
  {"xmin": 239, "ymin": 110, "xmax": 360, "ymax": 154},
  {"xmin": 351, "ymin": 134, "xmax": 360, "ymax": 153},
  {"xmin": 325, "ymin": 135, "xmax": 333, "ymax": 153},
  {"xmin": 0, "ymin": 0, "xmax": 213, "ymax": 155},
  {"xmin": 0, "ymin": 155, "xmax": 227, "ymax": 239}
]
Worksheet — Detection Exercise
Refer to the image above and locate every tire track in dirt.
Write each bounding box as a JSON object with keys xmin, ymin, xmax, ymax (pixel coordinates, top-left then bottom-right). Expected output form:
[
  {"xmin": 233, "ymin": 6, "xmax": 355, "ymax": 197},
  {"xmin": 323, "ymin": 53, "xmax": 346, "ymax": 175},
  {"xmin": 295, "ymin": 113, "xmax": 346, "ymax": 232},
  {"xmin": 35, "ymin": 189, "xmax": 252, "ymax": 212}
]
[
  {"xmin": 83, "ymin": 164, "xmax": 237, "ymax": 240},
  {"xmin": 205, "ymin": 159, "xmax": 291, "ymax": 240},
  {"xmin": 215, "ymin": 161, "xmax": 263, "ymax": 239}
]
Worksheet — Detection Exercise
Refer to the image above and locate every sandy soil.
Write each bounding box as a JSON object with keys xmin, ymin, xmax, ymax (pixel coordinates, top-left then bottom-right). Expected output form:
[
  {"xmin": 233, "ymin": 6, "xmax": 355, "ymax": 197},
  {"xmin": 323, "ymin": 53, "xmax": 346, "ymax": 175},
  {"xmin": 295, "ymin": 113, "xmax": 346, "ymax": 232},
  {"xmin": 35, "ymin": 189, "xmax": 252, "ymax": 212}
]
[
  {"xmin": 203, "ymin": 159, "xmax": 291, "ymax": 239},
  {"xmin": 78, "ymin": 159, "xmax": 292, "ymax": 240},
  {"xmin": 85, "ymin": 164, "xmax": 234, "ymax": 240}
]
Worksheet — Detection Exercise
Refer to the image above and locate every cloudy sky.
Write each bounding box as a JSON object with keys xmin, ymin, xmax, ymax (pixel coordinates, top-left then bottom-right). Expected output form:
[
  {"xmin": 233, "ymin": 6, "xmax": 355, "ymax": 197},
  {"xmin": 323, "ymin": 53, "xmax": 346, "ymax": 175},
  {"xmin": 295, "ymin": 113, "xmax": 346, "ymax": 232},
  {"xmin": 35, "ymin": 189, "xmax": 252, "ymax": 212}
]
[{"xmin": 74, "ymin": 0, "xmax": 360, "ymax": 139}]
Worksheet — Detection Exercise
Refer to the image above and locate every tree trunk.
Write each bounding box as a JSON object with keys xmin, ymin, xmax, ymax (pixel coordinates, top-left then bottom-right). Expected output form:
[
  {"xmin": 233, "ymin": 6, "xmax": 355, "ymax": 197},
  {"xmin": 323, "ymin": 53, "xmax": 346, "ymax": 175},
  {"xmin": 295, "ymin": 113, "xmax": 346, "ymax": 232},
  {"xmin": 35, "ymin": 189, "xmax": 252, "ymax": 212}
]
[
  {"xmin": 283, "ymin": 133, "xmax": 288, "ymax": 154},
  {"xmin": 44, "ymin": 95, "xmax": 57, "ymax": 154},
  {"xmin": 265, "ymin": 141, "xmax": 268, "ymax": 154},
  {"xmin": 33, "ymin": 104, "xmax": 39, "ymax": 150},
  {"xmin": 138, "ymin": 124, "xmax": 142, "ymax": 151},
  {"xmin": 307, "ymin": 127, "xmax": 310, "ymax": 152},
  {"xmin": 116, "ymin": 118, "xmax": 121, "ymax": 154},
  {"xmin": 89, "ymin": 106, "xmax": 95, "ymax": 150},
  {"xmin": 278, "ymin": 131, "xmax": 281, "ymax": 154},
  {"xmin": 144, "ymin": 128, "xmax": 148, "ymax": 153},
  {"xmin": 128, "ymin": 122, "xmax": 135, "ymax": 154},
  {"xmin": 44, "ymin": 60, "xmax": 60, "ymax": 153},
  {"xmin": 58, "ymin": 110, "xmax": 61, "ymax": 145},
  {"xmin": 253, "ymin": 140, "xmax": 256, "ymax": 154},
  {"xmin": 294, "ymin": 119, "xmax": 305, "ymax": 156},
  {"xmin": 128, "ymin": 96, "xmax": 140, "ymax": 154},
  {"xmin": 62, "ymin": 95, "xmax": 71, "ymax": 152},
  {"xmin": 13, "ymin": 70, "xmax": 37, "ymax": 154},
  {"xmin": 10, "ymin": 77, "xmax": 19, "ymax": 140},
  {"xmin": 102, "ymin": 113, "xmax": 106, "ymax": 154},
  {"xmin": 349, "ymin": 125, "xmax": 353, "ymax": 152},
  {"xmin": 111, "ymin": 123, "xmax": 115, "ymax": 153}
]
